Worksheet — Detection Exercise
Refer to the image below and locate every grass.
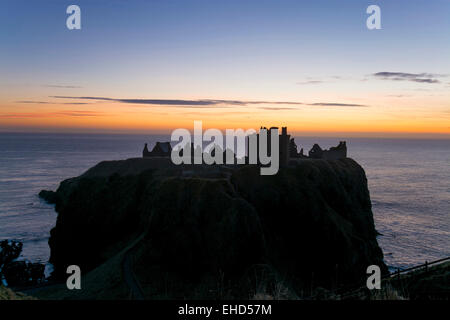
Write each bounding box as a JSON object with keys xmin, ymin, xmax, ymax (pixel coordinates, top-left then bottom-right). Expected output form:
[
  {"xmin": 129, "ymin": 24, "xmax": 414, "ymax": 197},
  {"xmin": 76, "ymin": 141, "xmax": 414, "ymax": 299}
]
[{"xmin": 0, "ymin": 285, "xmax": 35, "ymax": 300}]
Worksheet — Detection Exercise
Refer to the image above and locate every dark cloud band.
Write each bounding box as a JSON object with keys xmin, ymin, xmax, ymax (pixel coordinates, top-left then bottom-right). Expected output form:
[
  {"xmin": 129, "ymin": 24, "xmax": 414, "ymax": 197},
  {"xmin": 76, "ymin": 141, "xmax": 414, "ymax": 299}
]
[
  {"xmin": 50, "ymin": 96, "xmax": 367, "ymax": 108},
  {"xmin": 373, "ymin": 72, "xmax": 445, "ymax": 84}
]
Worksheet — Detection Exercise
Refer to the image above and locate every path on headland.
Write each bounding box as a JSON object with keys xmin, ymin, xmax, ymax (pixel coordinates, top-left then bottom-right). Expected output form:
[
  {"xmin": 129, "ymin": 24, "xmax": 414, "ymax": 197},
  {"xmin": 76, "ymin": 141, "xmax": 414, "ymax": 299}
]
[{"xmin": 121, "ymin": 233, "xmax": 146, "ymax": 300}]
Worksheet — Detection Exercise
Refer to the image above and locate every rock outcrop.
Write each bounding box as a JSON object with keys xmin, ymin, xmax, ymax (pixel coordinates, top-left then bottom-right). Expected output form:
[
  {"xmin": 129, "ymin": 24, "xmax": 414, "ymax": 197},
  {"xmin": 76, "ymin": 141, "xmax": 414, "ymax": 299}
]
[{"xmin": 41, "ymin": 157, "xmax": 387, "ymax": 298}]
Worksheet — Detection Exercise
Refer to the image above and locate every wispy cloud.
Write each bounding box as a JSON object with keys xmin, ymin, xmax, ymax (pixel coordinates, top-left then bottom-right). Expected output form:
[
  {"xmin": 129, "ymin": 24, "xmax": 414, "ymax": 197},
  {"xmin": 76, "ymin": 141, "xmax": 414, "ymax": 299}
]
[
  {"xmin": 296, "ymin": 80, "xmax": 324, "ymax": 85},
  {"xmin": 42, "ymin": 84, "xmax": 83, "ymax": 89},
  {"xmin": 50, "ymin": 96, "xmax": 305, "ymax": 107},
  {"xmin": 0, "ymin": 113, "xmax": 42, "ymax": 119},
  {"xmin": 55, "ymin": 111, "xmax": 103, "ymax": 117},
  {"xmin": 386, "ymin": 94, "xmax": 413, "ymax": 98},
  {"xmin": 16, "ymin": 101, "xmax": 52, "ymax": 104},
  {"xmin": 259, "ymin": 107, "xmax": 298, "ymax": 110},
  {"xmin": 0, "ymin": 110, "xmax": 104, "ymax": 118},
  {"xmin": 16, "ymin": 101, "xmax": 90, "ymax": 105},
  {"xmin": 296, "ymin": 75, "xmax": 356, "ymax": 85},
  {"xmin": 373, "ymin": 72, "xmax": 447, "ymax": 84},
  {"xmin": 308, "ymin": 102, "xmax": 367, "ymax": 107},
  {"xmin": 50, "ymin": 96, "xmax": 367, "ymax": 109}
]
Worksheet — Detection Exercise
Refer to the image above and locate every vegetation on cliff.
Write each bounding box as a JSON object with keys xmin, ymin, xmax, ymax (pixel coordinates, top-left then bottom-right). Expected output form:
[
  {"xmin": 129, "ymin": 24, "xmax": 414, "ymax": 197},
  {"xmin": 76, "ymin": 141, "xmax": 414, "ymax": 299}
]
[{"xmin": 0, "ymin": 285, "xmax": 35, "ymax": 300}]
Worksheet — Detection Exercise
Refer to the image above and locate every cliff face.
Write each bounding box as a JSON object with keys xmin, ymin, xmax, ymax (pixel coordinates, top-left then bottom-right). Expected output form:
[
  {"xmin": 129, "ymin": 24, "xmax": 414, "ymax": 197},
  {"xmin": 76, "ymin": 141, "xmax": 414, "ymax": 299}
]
[
  {"xmin": 43, "ymin": 157, "xmax": 387, "ymax": 297},
  {"xmin": 230, "ymin": 159, "xmax": 385, "ymax": 287}
]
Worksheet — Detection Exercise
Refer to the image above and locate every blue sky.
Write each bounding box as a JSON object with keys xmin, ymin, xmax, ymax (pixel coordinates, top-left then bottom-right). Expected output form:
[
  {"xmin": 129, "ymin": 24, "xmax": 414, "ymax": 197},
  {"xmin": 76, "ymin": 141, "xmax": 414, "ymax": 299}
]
[{"xmin": 2, "ymin": 0, "xmax": 449, "ymax": 88}]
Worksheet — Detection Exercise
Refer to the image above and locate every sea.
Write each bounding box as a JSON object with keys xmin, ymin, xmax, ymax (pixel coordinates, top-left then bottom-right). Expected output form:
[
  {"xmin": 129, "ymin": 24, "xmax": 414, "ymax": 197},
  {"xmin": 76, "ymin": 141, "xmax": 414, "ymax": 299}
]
[{"xmin": 0, "ymin": 133, "xmax": 449, "ymax": 273}]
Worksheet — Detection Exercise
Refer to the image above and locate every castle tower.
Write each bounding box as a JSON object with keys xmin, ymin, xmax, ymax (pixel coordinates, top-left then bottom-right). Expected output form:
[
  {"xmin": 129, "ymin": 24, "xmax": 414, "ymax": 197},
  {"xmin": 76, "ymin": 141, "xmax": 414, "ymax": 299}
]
[
  {"xmin": 245, "ymin": 126, "xmax": 291, "ymax": 167},
  {"xmin": 142, "ymin": 143, "xmax": 150, "ymax": 157},
  {"xmin": 279, "ymin": 127, "xmax": 290, "ymax": 167}
]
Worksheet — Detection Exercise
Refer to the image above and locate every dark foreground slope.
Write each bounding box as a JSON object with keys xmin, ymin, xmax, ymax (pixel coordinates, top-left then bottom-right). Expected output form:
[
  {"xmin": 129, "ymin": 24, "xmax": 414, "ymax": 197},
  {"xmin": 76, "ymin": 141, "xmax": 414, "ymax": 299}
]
[{"xmin": 40, "ymin": 157, "xmax": 387, "ymax": 299}]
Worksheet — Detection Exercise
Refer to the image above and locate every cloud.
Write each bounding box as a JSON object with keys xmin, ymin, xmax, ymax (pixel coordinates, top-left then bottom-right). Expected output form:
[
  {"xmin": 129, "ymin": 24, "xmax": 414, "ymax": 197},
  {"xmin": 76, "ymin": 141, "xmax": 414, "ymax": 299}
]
[
  {"xmin": 296, "ymin": 75, "xmax": 356, "ymax": 85},
  {"xmin": 0, "ymin": 113, "xmax": 41, "ymax": 118},
  {"xmin": 308, "ymin": 102, "xmax": 367, "ymax": 107},
  {"xmin": 259, "ymin": 107, "xmax": 298, "ymax": 110},
  {"xmin": 16, "ymin": 100, "xmax": 90, "ymax": 105},
  {"xmin": 16, "ymin": 101, "xmax": 52, "ymax": 104},
  {"xmin": 0, "ymin": 110, "xmax": 104, "ymax": 119},
  {"xmin": 50, "ymin": 96, "xmax": 367, "ymax": 109},
  {"xmin": 386, "ymin": 94, "xmax": 413, "ymax": 98},
  {"xmin": 43, "ymin": 84, "xmax": 83, "ymax": 89},
  {"xmin": 373, "ymin": 72, "xmax": 446, "ymax": 84},
  {"xmin": 54, "ymin": 111, "xmax": 104, "ymax": 117},
  {"xmin": 296, "ymin": 80, "xmax": 324, "ymax": 85},
  {"xmin": 50, "ymin": 96, "xmax": 305, "ymax": 107}
]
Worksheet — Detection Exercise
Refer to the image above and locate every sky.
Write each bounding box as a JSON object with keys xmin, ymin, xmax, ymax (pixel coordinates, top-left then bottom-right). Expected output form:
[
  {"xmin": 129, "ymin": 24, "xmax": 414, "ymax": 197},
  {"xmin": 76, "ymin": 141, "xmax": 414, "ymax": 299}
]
[{"xmin": 0, "ymin": 0, "xmax": 449, "ymax": 137}]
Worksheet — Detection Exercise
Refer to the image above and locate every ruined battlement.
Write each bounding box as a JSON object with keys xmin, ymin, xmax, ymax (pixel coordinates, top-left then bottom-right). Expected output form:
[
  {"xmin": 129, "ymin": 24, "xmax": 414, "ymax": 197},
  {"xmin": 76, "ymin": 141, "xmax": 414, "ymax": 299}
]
[
  {"xmin": 142, "ymin": 127, "xmax": 347, "ymax": 165},
  {"xmin": 308, "ymin": 141, "xmax": 347, "ymax": 160}
]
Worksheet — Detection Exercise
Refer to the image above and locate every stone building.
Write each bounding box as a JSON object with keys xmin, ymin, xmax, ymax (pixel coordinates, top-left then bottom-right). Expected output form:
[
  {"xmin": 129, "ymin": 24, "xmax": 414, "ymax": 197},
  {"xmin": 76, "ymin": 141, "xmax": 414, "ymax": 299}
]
[
  {"xmin": 247, "ymin": 126, "xmax": 291, "ymax": 167},
  {"xmin": 308, "ymin": 141, "xmax": 347, "ymax": 160},
  {"xmin": 141, "ymin": 128, "xmax": 347, "ymax": 164},
  {"xmin": 143, "ymin": 142, "xmax": 172, "ymax": 157}
]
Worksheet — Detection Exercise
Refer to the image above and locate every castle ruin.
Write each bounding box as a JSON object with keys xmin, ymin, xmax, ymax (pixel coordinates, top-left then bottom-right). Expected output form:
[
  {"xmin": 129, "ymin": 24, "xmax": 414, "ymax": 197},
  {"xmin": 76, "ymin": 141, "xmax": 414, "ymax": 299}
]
[{"xmin": 142, "ymin": 127, "xmax": 347, "ymax": 165}]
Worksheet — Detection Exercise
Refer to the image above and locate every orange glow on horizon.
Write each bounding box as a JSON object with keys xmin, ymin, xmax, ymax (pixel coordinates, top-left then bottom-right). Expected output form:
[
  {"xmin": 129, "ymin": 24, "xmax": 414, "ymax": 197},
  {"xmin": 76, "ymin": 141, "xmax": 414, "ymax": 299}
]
[{"xmin": 1, "ymin": 98, "xmax": 449, "ymax": 138}]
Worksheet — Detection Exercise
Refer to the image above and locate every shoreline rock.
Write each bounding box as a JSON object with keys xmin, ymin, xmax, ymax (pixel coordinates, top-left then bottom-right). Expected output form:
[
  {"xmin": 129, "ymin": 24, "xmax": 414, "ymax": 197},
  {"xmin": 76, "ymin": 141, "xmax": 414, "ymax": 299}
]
[{"xmin": 38, "ymin": 190, "xmax": 59, "ymax": 204}]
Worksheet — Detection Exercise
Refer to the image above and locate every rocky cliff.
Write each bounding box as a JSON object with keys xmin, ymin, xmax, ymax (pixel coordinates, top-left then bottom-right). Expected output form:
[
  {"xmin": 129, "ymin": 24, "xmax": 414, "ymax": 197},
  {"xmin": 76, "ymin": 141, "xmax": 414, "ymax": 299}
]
[{"xmin": 41, "ymin": 157, "xmax": 387, "ymax": 298}]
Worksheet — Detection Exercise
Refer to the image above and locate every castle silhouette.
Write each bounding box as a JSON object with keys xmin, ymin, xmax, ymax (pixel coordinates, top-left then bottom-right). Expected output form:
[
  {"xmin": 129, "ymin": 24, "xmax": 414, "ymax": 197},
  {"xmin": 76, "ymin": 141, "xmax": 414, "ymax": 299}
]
[{"xmin": 142, "ymin": 127, "xmax": 347, "ymax": 166}]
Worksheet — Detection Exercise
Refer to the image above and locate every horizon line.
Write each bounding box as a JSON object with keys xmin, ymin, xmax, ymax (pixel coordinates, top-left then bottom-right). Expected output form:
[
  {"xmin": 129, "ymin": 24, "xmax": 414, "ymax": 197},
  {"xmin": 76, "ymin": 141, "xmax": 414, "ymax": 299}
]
[{"xmin": 1, "ymin": 129, "xmax": 449, "ymax": 140}]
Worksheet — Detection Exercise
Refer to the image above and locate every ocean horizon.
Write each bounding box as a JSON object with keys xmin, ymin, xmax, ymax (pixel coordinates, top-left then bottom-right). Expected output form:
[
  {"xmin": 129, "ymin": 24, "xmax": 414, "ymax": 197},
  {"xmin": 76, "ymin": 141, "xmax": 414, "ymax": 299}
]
[{"xmin": 0, "ymin": 132, "xmax": 449, "ymax": 273}]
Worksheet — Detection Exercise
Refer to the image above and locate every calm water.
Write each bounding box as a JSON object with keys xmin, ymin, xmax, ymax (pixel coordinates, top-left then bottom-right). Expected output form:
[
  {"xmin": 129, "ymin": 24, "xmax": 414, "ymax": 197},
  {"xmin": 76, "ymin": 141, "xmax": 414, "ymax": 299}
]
[{"xmin": 0, "ymin": 133, "xmax": 449, "ymax": 271}]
